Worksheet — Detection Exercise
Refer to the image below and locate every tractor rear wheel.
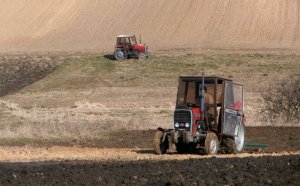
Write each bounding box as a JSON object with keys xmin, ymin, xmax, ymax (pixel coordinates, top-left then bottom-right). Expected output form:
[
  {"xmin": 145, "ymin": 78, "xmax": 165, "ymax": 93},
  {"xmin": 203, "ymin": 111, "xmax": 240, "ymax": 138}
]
[
  {"xmin": 223, "ymin": 123, "xmax": 245, "ymax": 154},
  {"xmin": 204, "ymin": 132, "xmax": 219, "ymax": 155},
  {"xmin": 153, "ymin": 130, "xmax": 168, "ymax": 155},
  {"xmin": 235, "ymin": 122, "xmax": 245, "ymax": 152},
  {"xmin": 114, "ymin": 50, "xmax": 126, "ymax": 60}
]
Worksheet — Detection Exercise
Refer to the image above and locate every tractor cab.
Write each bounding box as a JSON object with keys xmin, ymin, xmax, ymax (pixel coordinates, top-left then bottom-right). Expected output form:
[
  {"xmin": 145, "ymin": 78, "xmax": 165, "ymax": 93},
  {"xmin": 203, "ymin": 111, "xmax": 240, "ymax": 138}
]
[
  {"xmin": 154, "ymin": 76, "xmax": 246, "ymax": 155},
  {"xmin": 175, "ymin": 76, "xmax": 244, "ymax": 135},
  {"xmin": 116, "ymin": 35, "xmax": 137, "ymax": 47}
]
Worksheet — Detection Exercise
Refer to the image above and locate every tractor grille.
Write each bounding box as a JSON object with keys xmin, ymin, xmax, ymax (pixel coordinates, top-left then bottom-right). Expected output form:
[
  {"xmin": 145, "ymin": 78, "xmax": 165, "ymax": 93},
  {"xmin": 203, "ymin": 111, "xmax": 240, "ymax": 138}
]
[{"xmin": 174, "ymin": 110, "xmax": 192, "ymax": 131}]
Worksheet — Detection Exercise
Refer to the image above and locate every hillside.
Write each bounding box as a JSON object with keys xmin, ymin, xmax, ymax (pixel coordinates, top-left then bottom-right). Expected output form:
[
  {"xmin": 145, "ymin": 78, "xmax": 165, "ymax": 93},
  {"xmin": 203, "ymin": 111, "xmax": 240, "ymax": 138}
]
[{"xmin": 0, "ymin": 0, "xmax": 299, "ymax": 53}]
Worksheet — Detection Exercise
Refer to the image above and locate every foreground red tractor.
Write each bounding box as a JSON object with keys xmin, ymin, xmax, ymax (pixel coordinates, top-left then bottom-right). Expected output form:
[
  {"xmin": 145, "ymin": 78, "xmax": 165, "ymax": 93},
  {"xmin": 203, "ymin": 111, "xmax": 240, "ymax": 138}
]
[
  {"xmin": 154, "ymin": 75, "xmax": 246, "ymax": 155},
  {"xmin": 113, "ymin": 35, "xmax": 149, "ymax": 60}
]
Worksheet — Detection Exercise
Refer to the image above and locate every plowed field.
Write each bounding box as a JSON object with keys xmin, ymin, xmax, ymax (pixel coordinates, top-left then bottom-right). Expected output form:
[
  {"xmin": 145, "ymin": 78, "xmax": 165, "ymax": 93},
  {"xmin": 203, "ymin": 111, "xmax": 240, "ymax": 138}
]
[
  {"xmin": 0, "ymin": 1, "xmax": 299, "ymax": 185},
  {"xmin": 0, "ymin": 127, "xmax": 299, "ymax": 185},
  {"xmin": 0, "ymin": 0, "xmax": 299, "ymax": 53}
]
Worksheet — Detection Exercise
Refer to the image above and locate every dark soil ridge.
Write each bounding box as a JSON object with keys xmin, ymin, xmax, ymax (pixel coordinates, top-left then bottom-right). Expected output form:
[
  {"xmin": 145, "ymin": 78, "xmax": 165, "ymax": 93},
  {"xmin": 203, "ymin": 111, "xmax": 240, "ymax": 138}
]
[
  {"xmin": 0, "ymin": 56, "xmax": 61, "ymax": 97},
  {"xmin": 1, "ymin": 127, "xmax": 299, "ymax": 154}
]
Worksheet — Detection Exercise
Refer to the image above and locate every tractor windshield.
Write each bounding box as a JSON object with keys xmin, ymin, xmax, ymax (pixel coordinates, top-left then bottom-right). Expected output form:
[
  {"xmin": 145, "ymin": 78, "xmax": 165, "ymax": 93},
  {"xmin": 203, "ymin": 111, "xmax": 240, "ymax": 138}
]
[
  {"xmin": 116, "ymin": 36, "xmax": 137, "ymax": 45},
  {"xmin": 224, "ymin": 83, "xmax": 243, "ymax": 110},
  {"xmin": 222, "ymin": 82, "xmax": 244, "ymax": 136},
  {"xmin": 176, "ymin": 80, "xmax": 197, "ymax": 106},
  {"xmin": 176, "ymin": 79, "xmax": 222, "ymax": 107},
  {"xmin": 117, "ymin": 37, "xmax": 130, "ymax": 45},
  {"xmin": 130, "ymin": 36, "xmax": 137, "ymax": 45}
]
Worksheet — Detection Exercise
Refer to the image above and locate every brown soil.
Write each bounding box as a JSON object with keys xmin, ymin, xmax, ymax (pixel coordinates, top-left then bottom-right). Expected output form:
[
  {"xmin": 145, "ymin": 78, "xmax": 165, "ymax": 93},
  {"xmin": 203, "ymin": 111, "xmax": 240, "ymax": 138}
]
[
  {"xmin": 0, "ymin": 155, "xmax": 299, "ymax": 186},
  {"xmin": 0, "ymin": 56, "xmax": 61, "ymax": 96},
  {"xmin": 0, "ymin": 1, "xmax": 299, "ymax": 184},
  {"xmin": 48, "ymin": 127, "xmax": 300, "ymax": 153},
  {"xmin": 0, "ymin": 127, "xmax": 299, "ymax": 185},
  {"xmin": 0, "ymin": 0, "xmax": 299, "ymax": 53},
  {"xmin": 124, "ymin": 127, "xmax": 300, "ymax": 153}
]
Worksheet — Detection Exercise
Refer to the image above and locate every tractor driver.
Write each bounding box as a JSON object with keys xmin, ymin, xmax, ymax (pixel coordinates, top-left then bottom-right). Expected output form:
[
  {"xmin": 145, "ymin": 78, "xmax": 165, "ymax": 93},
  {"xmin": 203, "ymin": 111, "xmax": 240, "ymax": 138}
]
[{"xmin": 199, "ymin": 86, "xmax": 215, "ymax": 126}]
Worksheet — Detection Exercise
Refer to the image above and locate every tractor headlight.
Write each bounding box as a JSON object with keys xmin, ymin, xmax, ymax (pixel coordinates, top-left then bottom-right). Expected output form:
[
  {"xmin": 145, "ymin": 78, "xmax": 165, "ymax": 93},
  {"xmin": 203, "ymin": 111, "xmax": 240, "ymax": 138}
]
[
  {"xmin": 174, "ymin": 122, "xmax": 179, "ymax": 128},
  {"xmin": 185, "ymin": 123, "xmax": 190, "ymax": 128}
]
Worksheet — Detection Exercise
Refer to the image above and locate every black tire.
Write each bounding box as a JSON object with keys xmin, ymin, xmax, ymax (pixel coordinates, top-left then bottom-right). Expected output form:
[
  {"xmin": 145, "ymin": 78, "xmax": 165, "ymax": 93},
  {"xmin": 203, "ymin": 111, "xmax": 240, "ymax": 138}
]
[
  {"xmin": 235, "ymin": 122, "xmax": 246, "ymax": 153},
  {"xmin": 223, "ymin": 123, "xmax": 246, "ymax": 154},
  {"xmin": 114, "ymin": 50, "xmax": 126, "ymax": 60},
  {"xmin": 223, "ymin": 137, "xmax": 236, "ymax": 154},
  {"xmin": 153, "ymin": 131, "xmax": 168, "ymax": 155},
  {"xmin": 204, "ymin": 132, "xmax": 219, "ymax": 155}
]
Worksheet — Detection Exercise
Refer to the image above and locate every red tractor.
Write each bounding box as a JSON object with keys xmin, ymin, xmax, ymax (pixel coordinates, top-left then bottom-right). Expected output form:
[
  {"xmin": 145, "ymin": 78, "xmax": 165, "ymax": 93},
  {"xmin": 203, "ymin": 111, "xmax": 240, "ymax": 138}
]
[
  {"xmin": 154, "ymin": 75, "xmax": 246, "ymax": 155},
  {"xmin": 113, "ymin": 35, "xmax": 149, "ymax": 60}
]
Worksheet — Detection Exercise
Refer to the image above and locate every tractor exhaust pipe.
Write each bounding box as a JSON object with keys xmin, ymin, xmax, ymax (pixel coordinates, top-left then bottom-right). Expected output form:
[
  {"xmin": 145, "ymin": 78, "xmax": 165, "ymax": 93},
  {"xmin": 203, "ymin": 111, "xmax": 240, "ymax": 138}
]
[
  {"xmin": 201, "ymin": 73, "xmax": 205, "ymax": 119},
  {"xmin": 139, "ymin": 35, "xmax": 142, "ymax": 44}
]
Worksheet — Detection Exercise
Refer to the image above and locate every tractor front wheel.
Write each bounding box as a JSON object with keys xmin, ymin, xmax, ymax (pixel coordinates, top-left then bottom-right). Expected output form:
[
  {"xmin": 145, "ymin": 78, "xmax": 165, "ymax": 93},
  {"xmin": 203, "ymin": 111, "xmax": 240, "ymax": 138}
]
[
  {"xmin": 204, "ymin": 132, "xmax": 219, "ymax": 155},
  {"xmin": 153, "ymin": 130, "xmax": 169, "ymax": 155},
  {"xmin": 138, "ymin": 53, "xmax": 146, "ymax": 60}
]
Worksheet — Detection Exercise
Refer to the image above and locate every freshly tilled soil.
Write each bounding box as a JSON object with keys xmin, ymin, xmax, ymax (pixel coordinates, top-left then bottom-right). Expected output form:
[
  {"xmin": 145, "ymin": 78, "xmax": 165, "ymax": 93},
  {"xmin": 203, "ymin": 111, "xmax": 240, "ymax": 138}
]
[
  {"xmin": 0, "ymin": 56, "xmax": 60, "ymax": 96},
  {"xmin": 0, "ymin": 155, "xmax": 299, "ymax": 186}
]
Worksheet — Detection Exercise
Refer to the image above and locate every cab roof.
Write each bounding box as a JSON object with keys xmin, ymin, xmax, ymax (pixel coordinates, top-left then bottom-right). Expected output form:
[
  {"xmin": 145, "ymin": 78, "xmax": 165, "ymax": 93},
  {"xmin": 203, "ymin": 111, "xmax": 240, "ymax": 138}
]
[
  {"xmin": 179, "ymin": 76, "xmax": 233, "ymax": 83},
  {"xmin": 117, "ymin": 34, "xmax": 135, "ymax": 38}
]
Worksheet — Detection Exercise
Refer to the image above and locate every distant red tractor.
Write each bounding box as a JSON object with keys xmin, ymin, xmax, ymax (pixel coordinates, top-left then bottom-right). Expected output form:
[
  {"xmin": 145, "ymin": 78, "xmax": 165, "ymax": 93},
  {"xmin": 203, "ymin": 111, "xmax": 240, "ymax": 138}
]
[{"xmin": 113, "ymin": 35, "xmax": 149, "ymax": 60}]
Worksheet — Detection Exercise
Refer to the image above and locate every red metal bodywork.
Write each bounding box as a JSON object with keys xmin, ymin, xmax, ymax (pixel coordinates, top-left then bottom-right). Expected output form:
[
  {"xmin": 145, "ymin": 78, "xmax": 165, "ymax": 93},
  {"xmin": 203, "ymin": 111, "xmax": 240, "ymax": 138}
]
[
  {"xmin": 191, "ymin": 107, "xmax": 201, "ymax": 135},
  {"xmin": 115, "ymin": 44, "xmax": 146, "ymax": 52},
  {"xmin": 132, "ymin": 44, "xmax": 146, "ymax": 54}
]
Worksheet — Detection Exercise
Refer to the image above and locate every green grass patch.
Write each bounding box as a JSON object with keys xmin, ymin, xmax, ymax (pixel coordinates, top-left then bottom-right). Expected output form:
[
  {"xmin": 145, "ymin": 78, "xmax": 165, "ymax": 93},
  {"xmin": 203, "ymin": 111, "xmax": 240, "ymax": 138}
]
[{"xmin": 22, "ymin": 53, "xmax": 300, "ymax": 92}]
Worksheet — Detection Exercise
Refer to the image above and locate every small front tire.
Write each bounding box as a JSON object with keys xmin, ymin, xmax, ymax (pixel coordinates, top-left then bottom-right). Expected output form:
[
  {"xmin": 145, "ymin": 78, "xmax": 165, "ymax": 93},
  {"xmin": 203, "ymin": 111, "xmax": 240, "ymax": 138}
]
[
  {"xmin": 204, "ymin": 132, "xmax": 219, "ymax": 155},
  {"xmin": 138, "ymin": 53, "xmax": 146, "ymax": 60}
]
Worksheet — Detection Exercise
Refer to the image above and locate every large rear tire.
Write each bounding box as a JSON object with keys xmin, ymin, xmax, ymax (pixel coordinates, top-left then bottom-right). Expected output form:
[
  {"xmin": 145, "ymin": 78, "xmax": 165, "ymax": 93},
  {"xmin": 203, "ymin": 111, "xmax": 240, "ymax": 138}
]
[
  {"xmin": 223, "ymin": 123, "xmax": 245, "ymax": 154},
  {"xmin": 204, "ymin": 132, "xmax": 219, "ymax": 155},
  {"xmin": 114, "ymin": 50, "xmax": 126, "ymax": 60},
  {"xmin": 235, "ymin": 122, "xmax": 245, "ymax": 152},
  {"xmin": 153, "ymin": 131, "xmax": 168, "ymax": 155}
]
